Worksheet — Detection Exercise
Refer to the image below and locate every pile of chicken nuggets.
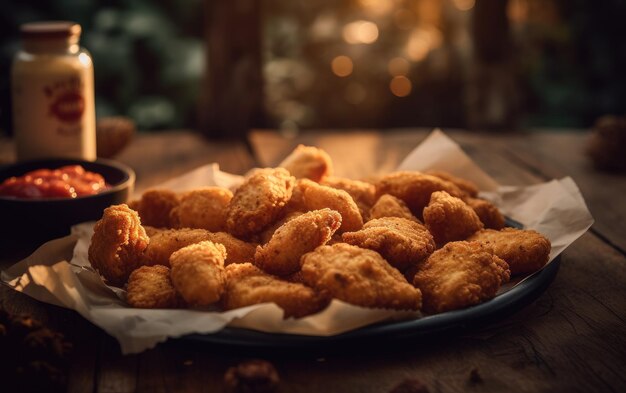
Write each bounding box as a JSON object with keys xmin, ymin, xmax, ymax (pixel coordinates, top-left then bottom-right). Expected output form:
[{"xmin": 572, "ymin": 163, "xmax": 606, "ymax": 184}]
[{"xmin": 88, "ymin": 145, "xmax": 551, "ymax": 317}]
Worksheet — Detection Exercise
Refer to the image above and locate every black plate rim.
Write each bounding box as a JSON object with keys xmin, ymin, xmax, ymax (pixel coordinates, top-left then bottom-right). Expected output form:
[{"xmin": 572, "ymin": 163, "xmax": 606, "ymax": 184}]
[{"xmin": 182, "ymin": 256, "xmax": 560, "ymax": 348}]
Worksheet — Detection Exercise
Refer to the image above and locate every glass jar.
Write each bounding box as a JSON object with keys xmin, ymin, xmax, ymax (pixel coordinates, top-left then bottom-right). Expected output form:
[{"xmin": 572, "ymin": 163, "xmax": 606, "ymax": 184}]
[{"xmin": 11, "ymin": 21, "xmax": 96, "ymax": 161}]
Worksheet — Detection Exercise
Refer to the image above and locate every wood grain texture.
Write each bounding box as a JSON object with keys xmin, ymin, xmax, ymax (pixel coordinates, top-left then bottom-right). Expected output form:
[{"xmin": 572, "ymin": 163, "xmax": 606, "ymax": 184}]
[{"xmin": 2, "ymin": 129, "xmax": 625, "ymax": 393}]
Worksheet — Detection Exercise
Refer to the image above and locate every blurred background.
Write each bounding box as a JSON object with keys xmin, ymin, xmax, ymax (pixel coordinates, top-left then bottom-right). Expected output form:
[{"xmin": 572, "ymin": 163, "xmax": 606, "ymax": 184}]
[{"xmin": 1, "ymin": 0, "xmax": 625, "ymax": 137}]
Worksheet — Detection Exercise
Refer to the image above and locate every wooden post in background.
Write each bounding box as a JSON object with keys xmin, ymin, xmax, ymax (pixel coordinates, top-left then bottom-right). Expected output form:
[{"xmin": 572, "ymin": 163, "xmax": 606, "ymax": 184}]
[{"xmin": 200, "ymin": 0, "xmax": 265, "ymax": 139}]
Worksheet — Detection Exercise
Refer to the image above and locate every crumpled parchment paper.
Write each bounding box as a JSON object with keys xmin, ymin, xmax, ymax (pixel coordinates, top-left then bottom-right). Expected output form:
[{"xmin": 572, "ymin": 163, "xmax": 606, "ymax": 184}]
[{"xmin": 1, "ymin": 130, "xmax": 594, "ymax": 354}]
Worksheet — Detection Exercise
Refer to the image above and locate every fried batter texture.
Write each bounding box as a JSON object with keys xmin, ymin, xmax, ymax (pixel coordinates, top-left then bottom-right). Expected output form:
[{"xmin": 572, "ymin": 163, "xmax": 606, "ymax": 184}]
[
  {"xmin": 254, "ymin": 209, "xmax": 342, "ymax": 276},
  {"xmin": 320, "ymin": 176, "xmax": 376, "ymax": 220},
  {"xmin": 169, "ymin": 241, "xmax": 227, "ymax": 306},
  {"xmin": 467, "ymin": 228, "xmax": 551, "ymax": 275},
  {"xmin": 412, "ymin": 241, "xmax": 510, "ymax": 314},
  {"xmin": 369, "ymin": 194, "xmax": 419, "ymax": 222},
  {"xmin": 375, "ymin": 171, "xmax": 465, "ymax": 218},
  {"xmin": 423, "ymin": 191, "xmax": 484, "ymax": 246},
  {"xmin": 133, "ymin": 189, "xmax": 180, "ymax": 228},
  {"xmin": 142, "ymin": 228, "xmax": 256, "ymax": 267},
  {"xmin": 126, "ymin": 265, "xmax": 181, "ymax": 308},
  {"xmin": 466, "ymin": 197, "xmax": 506, "ymax": 229},
  {"xmin": 342, "ymin": 217, "xmax": 435, "ymax": 271},
  {"xmin": 278, "ymin": 144, "xmax": 333, "ymax": 182},
  {"xmin": 289, "ymin": 179, "xmax": 363, "ymax": 233},
  {"xmin": 169, "ymin": 187, "xmax": 233, "ymax": 231},
  {"xmin": 301, "ymin": 244, "xmax": 422, "ymax": 310},
  {"xmin": 225, "ymin": 168, "xmax": 296, "ymax": 238},
  {"xmin": 222, "ymin": 263, "xmax": 328, "ymax": 318},
  {"xmin": 426, "ymin": 170, "xmax": 479, "ymax": 197},
  {"xmin": 88, "ymin": 204, "xmax": 149, "ymax": 286}
]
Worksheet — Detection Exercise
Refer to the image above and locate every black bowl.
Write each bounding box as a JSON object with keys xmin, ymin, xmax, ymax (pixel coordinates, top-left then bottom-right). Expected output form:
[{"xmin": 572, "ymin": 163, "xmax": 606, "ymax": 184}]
[{"xmin": 0, "ymin": 158, "xmax": 134, "ymax": 248}]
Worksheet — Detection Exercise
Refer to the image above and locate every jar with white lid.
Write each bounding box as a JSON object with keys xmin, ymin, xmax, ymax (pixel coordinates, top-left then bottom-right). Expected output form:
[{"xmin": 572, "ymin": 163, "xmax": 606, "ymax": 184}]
[{"xmin": 11, "ymin": 21, "xmax": 96, "ymax": 161}]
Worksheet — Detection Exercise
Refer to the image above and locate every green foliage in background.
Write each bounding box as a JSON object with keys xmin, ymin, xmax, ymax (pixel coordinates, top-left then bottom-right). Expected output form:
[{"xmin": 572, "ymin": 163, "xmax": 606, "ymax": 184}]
[{"xmin": 0, "ymin": 0, "xmax": 204, "ymax": 133}]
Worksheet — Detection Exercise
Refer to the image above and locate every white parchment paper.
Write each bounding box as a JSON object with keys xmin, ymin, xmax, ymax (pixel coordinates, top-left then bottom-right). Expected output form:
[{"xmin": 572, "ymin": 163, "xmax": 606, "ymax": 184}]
[{"xmin": 1, "ymin": 130, "xmax": 594, "ymax": 354}]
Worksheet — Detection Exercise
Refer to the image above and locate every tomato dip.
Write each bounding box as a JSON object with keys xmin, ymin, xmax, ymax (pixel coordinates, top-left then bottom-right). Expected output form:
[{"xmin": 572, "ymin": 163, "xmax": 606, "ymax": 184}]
[{"xmin": 0, "ymin": 165, "xmax": 108, "ymax": 199}]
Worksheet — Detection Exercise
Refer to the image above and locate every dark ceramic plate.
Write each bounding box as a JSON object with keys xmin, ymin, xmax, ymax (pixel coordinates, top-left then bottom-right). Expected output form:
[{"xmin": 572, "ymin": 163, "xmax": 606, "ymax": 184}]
[
  {"xmin": 0, "ymin": 158, "xmax": 134, "ymax": 247},
  {"xmin": 184, "ymin": 217, "xmax": 559, "ymax": 348}
]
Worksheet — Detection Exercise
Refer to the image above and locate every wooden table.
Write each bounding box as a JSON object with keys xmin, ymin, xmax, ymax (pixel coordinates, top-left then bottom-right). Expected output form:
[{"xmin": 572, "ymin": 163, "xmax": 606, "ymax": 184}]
[{"xmin": 1, "ymin": 129, "xmax": 624, "ymax": 393}]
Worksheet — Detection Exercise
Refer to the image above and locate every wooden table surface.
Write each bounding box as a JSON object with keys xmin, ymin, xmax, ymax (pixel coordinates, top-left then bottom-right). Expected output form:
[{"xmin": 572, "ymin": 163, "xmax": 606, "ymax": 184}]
[{"xmin": 1, "ymin": 129, "xmax": 624, "ymax": 393}]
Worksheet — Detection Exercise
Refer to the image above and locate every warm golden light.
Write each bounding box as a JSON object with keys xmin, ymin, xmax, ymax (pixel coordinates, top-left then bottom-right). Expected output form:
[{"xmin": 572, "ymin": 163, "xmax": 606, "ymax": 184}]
[
  {"xmin": 359, "ymin": 0, "xmax": 394, "ymax": 16},
  {"xmin": 453, "ymin": 0, "xmax": 476, "ymax": 11},
  {"xmin": 388, "ymin": 57, "xmax": 410, "ymax": 76},
  {"xmin": 331, "ymin": 55, "xmax": 354, "ymax": 77},
  {"xmin": 507, "ymin": 0, "xmax": 529, "ymax": 23},
  {"xmin": 390, "ymin": 76, "xmax": 412, "ymax": 97},
  {"xmin": 405, "ymin": 27, "xmax": 442, "ymax": 62},
  {"xmin": 343, "ymin": 20, "xmax": 379, "ymax": 44}
]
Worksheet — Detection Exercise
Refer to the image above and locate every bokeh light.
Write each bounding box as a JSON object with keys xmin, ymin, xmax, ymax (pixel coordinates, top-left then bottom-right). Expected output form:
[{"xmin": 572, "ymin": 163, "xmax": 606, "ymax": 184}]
[
  {"xmin": 453, "ymin": 0, "xmax": 476, "ymax": 11},
  {"xmin": 405, "ymin": 27, "xmax": 442, "ymax": 62},
  {"xmin": 343, "ymin": 20, "xmax": 379, "ymax": 44},
  {"xmin": 331, "ymin": 55, "xmax": 354, "ymax": 77},
  {"xmin": 390, "ymin": 76, "xmax": 412, "ymax": 97},
  {"xmin": 358, "ymin": 0, "xmax": 394, "ymax": 16}
]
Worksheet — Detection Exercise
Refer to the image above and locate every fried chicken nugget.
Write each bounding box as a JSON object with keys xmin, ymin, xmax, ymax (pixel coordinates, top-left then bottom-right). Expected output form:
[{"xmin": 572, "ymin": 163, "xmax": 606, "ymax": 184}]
[
  {"xmin": 278, "ymin": 144, "xmax": 333, "ymax": 182},
  {"xmin": 254, "ymin": 209, "xmax": 342, "ymax": 276},
  {"xmin": 169, "ymin": 187, "xmax": 233, "ymax": 231},
  {"xmin": 412, "ymin": 241, "xmax": 510, "ymax": 314},
  {"xmin": 289, "ymin": 179, "xmax": 363, "ymax": 233},
  {"xmin": 467, "ymin": 228, "xmax": 551, "ymax": 275},
  {"xmin": 423, "ymin": 191, "xmax": 484, "ymax": 246},
  {"xmin": 88, "ymin": 204, "xmax": 149, "ymax": 286},
  {"xmin": 342, "ymin": 217, "xmax": 435, "ymax": 272},
  {"xmin": 225, "ymin": 168, "xmax": 296, "ymax": 238},
  {"xmin": 426, "ymin": 170, "xmax": 479, "ymax": 197},
  {"xmin": 257, "ymin": 210, "xmax": 304, "ymax": 244},
  {"xmin": 466, "ymin": 197, "xmax": 505, "ymax": 229},
  {"xmin": 301, "ymin": 243, "xmax": 422, "ymax": 310},
  {"xmin": 134, "ymin": 189, "xmax": 180, "ymax": 228},
  {"xmin": 222, "ymin": 263, "xmax": 328, "ymax": 318},
  {"xmin": 320, "ymin": 176, "xmax": 376, "ymax": 220},
  {"xmin": 169, "ymin": 241, "xmax": 227, "ymax": 306},
  {"xmin": 369, "ymin": 194, "xmax": 419, "ymax": 222},
  {"xmin": 126, "ymin": 265, "xmax": 181, "ymax": 308},
  {"xmin": 375, "ymin": 171, "xmax": 466, "ymax": 218},
  {"xmin": 142, "ymin": 228, "xmax": 256, "ymax": 267}
]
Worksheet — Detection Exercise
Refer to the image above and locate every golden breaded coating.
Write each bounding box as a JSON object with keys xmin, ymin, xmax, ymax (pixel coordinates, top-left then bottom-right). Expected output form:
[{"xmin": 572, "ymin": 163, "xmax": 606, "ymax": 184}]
[
  {"xmin": 169, "ymin": 187, "xmax": 233, "ymax": 231},
  {"xmin": 207, "ymin": 232, "xmax": 256, "ymax": 265},
  {"xmin": 375, "ymin": 171, "xmax": 465, "ymax": 218},
  {"xmin": 126, "ymin": 265, "xmax": 181, "ymax": 308},
  {"xmin": 467, "ymin": 228, "xmax": 551, "ymax": 275},
  {"xmin": 142, "ymin": 228, "xmax": 214, "ymax": 267},
  {"xmin": 135, "ymin": 189, "xmax": 180, "ymax": 228},
  {"xmin": 413, "ymin": 241, "xmax": 510, "ymax": 314},
  {"xmin": 254, "ymin": 209, "xmax": 342, "ymax": 276},
  {"xmin": 225, "ymin": 168, "xmax": 295, "ymax": 238},
  {"xmin": 321, "ymin": 176, "xmax": 376, "ymax": 220},
  {"xmin": 466, "ymin": 197, "xmax": 505, "ymax": 229},
  {"xmin": 143, "ymin": 225, "xmax": 163, "ymax": 237},
  {"xmin": 342, "ymin": 217, "xmax": 435, "ymax": 272},
  {"xmin": 426, "ymin": 170, "xmax": 479, "ymax": 197},
  {"xmin": 423, "ymin": 191, "xmax": 484, "ymax": 246},
  {"xmin": 88, "ymin": 204, "xmax": 149, "ymax": 286},
  {"xmin": 369, "ymin": 194, "xmax": 419, "ymax": 222},
  {"xmin": 169, "ymin": 241, "xmax": 227, "ymax": 306},
  {"xmin": 222, "ymin": 263, "xmax": 328, "ymax": 318},
  {"xmin": 257, "ymin": 211, "xmax": 304, "ymax": 244},
  {"xmin": 141, "ymin": 228, "xmax": 255, "ymax": 267},
  {"xmin": 290, "ymin": 179, "xmax": 363, "ymax": 233},
  {"xmin": 301, "ymin": 243, "xmax": 422, "ymax": 310},
  {"xmin": 278, "ymin": 144, "xmax": 333, "ymax": 182}
]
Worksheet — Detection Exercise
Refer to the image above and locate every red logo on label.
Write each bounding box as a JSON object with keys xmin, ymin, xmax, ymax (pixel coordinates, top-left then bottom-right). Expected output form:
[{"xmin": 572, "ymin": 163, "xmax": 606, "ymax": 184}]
[{"xmin": 49, "ymin": 91, "xmax": 85, "ymax": 123}]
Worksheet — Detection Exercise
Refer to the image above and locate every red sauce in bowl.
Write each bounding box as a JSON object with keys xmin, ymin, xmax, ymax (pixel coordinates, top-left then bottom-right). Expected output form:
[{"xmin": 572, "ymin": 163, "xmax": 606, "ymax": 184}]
[{"xmin": 0, "ymin": 165, "xmax": 108, "ymax": 199}]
